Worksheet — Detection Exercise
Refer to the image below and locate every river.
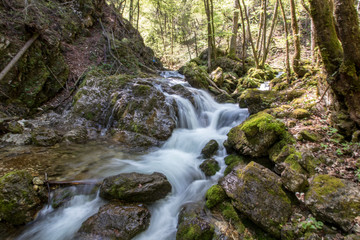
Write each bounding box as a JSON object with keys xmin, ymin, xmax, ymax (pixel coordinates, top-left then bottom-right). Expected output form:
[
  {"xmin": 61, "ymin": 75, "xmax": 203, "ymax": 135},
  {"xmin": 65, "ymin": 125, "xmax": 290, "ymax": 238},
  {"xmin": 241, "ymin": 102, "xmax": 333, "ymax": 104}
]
[{"xmin": 15, "ymin": 71, "xmax": 249, "ymax": 240}]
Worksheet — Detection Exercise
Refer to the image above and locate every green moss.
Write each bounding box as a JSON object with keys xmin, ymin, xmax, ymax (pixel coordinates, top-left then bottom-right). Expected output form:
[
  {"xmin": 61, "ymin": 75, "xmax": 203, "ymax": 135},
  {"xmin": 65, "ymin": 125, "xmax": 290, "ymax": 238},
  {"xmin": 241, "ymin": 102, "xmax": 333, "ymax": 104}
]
[
  {"xmin": 220, "ymin": 202, "xmax": 240, "ymax": 222},
  {"xmin": 205, "ymin": 185, "xmax": 227, "ymax": 209},
  {"xmin": 224, "ymin": 155, "xmax": 248, "ymax": 175},
  {"xmin": 310, "ymin": 175, "xmax": 345, "ymax": 196},
  {"xmin": 292, "ymin": 109, "xmax": 310, "ymax": 119},
  {"xmin": 176, "ymin": 223, "xmax": 214, "ymax": 240},
  {"xmin": 284, "ymin": 152, "xmax": 306, "ymax": 174},
  {"xmin": 298, "ymin": 130, "xmax": 319, "ymax": 142},
  {"xmin": 240, "ymin": 112, "xmax": 286, "ymax": 138},
  {"xmin": 133, "ymin": 84, "xmax": 151, "ymax": 96}
]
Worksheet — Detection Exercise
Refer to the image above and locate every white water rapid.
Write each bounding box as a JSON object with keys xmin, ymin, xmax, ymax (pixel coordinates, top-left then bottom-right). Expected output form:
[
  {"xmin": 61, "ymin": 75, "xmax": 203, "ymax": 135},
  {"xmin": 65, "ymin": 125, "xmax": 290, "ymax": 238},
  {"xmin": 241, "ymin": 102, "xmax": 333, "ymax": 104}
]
[{"xmin": 16, "ymin": 71, "xmax": 249, "ymax": 240}]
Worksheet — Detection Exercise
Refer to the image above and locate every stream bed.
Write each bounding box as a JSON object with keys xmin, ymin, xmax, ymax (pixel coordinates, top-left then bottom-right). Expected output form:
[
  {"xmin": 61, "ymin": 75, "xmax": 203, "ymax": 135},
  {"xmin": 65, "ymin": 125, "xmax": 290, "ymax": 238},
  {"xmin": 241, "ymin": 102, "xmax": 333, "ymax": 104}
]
[{"xmin": 11, "ymin": 72, "xmax": 249, "ymax": 240}]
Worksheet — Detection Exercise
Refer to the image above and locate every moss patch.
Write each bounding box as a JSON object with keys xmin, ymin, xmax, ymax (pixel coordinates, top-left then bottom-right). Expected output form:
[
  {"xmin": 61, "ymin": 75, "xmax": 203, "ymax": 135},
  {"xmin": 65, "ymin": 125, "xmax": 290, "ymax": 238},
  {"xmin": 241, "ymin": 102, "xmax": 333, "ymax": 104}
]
[{"xmin": 205, "ymin": 185, "xmax": 227, "ymax": 209}]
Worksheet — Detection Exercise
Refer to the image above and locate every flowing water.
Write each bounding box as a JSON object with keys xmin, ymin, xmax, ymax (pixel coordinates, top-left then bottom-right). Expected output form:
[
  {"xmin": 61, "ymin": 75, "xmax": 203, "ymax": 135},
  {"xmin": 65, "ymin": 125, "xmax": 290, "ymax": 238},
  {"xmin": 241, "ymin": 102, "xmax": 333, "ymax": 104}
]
[{"xmin": 15, "ymin": 72, "xmax": 249, "ymax": 240}]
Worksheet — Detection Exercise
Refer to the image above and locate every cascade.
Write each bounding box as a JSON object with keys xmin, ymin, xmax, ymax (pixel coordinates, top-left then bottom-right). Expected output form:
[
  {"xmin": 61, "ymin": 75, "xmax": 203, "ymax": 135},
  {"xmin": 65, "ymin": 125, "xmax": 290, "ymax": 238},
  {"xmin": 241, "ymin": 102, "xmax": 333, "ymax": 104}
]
[{"xmin": 16, "ymin": 71, "xmax": 249, "ymax": 240}]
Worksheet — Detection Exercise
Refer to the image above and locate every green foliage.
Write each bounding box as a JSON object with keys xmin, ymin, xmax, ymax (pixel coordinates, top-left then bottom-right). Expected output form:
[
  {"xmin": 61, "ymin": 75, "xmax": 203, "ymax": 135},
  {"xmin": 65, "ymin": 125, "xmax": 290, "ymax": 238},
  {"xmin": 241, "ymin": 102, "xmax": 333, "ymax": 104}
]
[{"xmin": 299, "ymin": 217, "xmax": 324, "ymax": 231}]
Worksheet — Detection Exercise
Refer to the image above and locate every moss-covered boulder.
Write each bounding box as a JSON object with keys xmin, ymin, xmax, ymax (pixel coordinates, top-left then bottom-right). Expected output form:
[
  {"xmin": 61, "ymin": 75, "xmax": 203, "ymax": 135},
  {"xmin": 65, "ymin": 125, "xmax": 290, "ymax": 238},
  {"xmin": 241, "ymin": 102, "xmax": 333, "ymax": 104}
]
[
  {"xmin": 99, "ymin": 172, "xmax": 172, "ymax": 203},
  {"xmin": 305, "ymin": 175, "xmax": 360, "ymax": 232},
  {"xmin": 225, "ymin": 112, "xmax": 287, "ymax": 158},
  {"xmin": 281, "ymin": 166, "xmax": 309, "ymax": 193},
  {"xmin": 72, "ymin": 73, "xmax": 177, "ymax": 144},
  {"xmin": 0, "ymin": 171, "xmax": 45, "ymax": 225},
  {"xmin": 201, "ymin": 140, "xmax": 219, "ymax": 158},
  {"xmin": 291, "ymin": 109, "xmax": 311, "ymax": 119},
  {"xmin": 6, "ymin": 121, "xmax": 24, "ymax": 134},
  {"xmin": 179, "ymin": 62, "xmax": 209, "ymax": 89},
  {"xmin": 224, "ymin": 154, "xmax": 248, "ymax": 175},
  {"xmin": 199, "ymin": 159, "xmax": 220, "ymax": 177},
  {"xmin": 31, "ymin": 127, "xmax": 62, "ymax": 146},
  {"xmin": 298, "ymin": 130, "xmax": 320, "ymax": 142},
  {"xmin": 238, "ymin": 89, "xmax": 277, "ymax": 114},
  {"xmin": 220, "ymin": 162, "xmax": 292, "ymax": 237},
  {"xmin": 247, "ymin": 67, "xmax": 277, "ymax": 81},
  {"xmin": 210, "ymin": 67, "xmax": 224, "ymax": 87},
  {"xmin": 205, "ymin": 185, "xmax": 227, "ymax": 209},
  {"xmin": 210, "ymin": 57, "xmax": 243, "ymax": 77},
  {"xmin": 75, "ymin": 202, "xmax": 150, "ymax": 240},
  {"xmin": 176, "ymin": 202, "xmax": 214, "ymax": 240}
]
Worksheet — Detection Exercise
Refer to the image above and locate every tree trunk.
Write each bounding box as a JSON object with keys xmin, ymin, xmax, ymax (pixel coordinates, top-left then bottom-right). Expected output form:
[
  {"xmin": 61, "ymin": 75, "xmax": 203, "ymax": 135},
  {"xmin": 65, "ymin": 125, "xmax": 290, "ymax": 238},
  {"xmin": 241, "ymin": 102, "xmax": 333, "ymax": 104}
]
[
  {"xmin": 333, "ymin": 0, "xmax": 360, "ymax": 67},
  {"xmin": 290, "ymin": 0, "xmax": 302, "ymax": 76},
  {"xmin": 279, "ymin": 0, "xmax": 290, "ymax": 82},
  {"xmin": 136, "ymin": 0, "xmax": 140, "ymax": 30},
  {"xmin": 262, "ymin": 0, "xmax": 267, "ymax": 65},
  {"xmin": 229, "ymin": 0, "xmax": 240, "ymax": 58},
  {"xmin": 210, "ymin": 0, "xmax": 216, "ymax": 60},
  {"xmin": 309, "ymin": 0, "xmax": 360, "ymax": 125},
  {"xmin": 262, "ymin": 0, "xmax": 279, "ymax": 67},
  {"xmin": 129, "ymin": 0, "xmax": 134, "ymax": 24},
  {"xmin": 237, "ymin": 0, "xmax": 246, "ymax": 70},
  {"xmin": 241, "ymin": 0, "xmax": 259, "ymax": 68}
]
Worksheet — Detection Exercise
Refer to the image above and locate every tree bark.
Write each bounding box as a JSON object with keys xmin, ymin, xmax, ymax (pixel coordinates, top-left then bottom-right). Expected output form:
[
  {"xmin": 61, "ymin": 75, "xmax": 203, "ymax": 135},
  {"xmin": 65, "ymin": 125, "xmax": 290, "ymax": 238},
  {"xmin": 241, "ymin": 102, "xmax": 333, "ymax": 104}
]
[
  {"xmin": 262, "ymin": 0, "xmax": 267, "ymax": 65},
  {"xmin": 279, "ymin": 0, "xmax": 290, "ymax": 82},
  {"xmin": 237, "ymin": 0, "xmax": 246, "ymax": 70},
  {"xmin": 309, "ymin": 0, "xmax": 360, "ymax": 125},
  {"xmin": 262, "ymin": 0, "xmax": 279, "ymax": 67},
  {"xmin": 229, "ymin": 0, "xmax": 240, "ymax": 58},
  {"xmin": 241, "ymin": 0, "xmax": 259, "ymax": 68},
  {"xmin": 290, "ymin": 0, "xmax": 302, "ymax": 76}
]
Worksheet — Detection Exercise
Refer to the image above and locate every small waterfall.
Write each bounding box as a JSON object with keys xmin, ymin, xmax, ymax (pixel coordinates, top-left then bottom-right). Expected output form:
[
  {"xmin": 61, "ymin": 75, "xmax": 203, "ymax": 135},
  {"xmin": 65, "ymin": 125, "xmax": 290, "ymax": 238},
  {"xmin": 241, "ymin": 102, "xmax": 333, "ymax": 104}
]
[{"xmin": 15, "ymin": 72, "xmax": 249, "ymax": 240}]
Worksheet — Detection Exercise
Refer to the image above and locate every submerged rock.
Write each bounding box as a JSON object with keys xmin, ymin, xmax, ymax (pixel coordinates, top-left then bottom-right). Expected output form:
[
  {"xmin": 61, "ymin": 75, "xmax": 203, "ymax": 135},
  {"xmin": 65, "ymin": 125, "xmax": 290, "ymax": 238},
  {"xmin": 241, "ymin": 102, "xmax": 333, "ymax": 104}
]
[
  {"xmin": 305, "ymin": 175, "xmax": 360, "ymax": 232},
  {"xmin": 176, "ymin": 202, "xmax": 214, "ymax": 240},
  {"xmin": 220, "ymin": 162, "xmax": 292, "ymax": 237},
  {"xmin": 224, "ymin": 112, "xmax": 287, "ymax": 158},
  {"xmin": 75, "ymin": 202, "xmax": 150, "ymax": 240},
  {"xmin": 0, "ymin": 170, "xmax": 45, "ymax": 225},
  {"xmin": 201, "ymin": 140, "xmax": 219, "ymax": 158},
  {"xmin": 199, "ymin": 159, "xmax": 220, "ymax": 177},
  {"xmin": 99, "ymin": 172, "xmax": 172, "ymax": 203},
  {"xmin": 1, "ymin": 133, "xmax": 32, "ymax": 145}
]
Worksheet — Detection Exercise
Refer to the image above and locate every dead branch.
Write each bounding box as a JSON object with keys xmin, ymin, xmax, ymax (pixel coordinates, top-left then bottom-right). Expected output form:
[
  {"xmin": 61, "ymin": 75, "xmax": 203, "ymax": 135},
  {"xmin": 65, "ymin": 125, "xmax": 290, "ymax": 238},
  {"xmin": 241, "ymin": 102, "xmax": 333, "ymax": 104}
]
[{"xmin": 0, "ymin": 33, "xmax": 39, "ymax": 83}]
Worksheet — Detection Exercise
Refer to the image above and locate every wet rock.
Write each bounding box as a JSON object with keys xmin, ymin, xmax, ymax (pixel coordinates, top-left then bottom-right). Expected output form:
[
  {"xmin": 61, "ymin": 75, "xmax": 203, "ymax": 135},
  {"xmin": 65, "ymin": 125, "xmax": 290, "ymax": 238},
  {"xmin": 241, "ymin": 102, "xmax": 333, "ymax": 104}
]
[
  {"xmin": 73, "ymin": 74, "xmax": 176, "ymax": 144},
  {"xmin": 179, "ymin": 62, "xmax": 210, "ymax": 89},
  {"xmin": 75, "ymin": 202, "xmax": 150, "ymax": 240},
  {"xmin": 111, "ymin": 130, "xmax": 160, "ymax": 148},
  {"xmin": 1, "ymin": 133, "xmax": 32, "ymax": 145},
  {"xmin": 63, "ymin": 126, "xmax": 88, "ymax": 144},
  {"xmin": 214, "ymin": 93, "xmax": 235, "ymax": 103},
  {"xmin": 201, "ymin": 140, "xmax": 219, "ymax": 158},
  {"xmin": 305, "ymin": 175, "xmax": 360, "ymax": 232},
  {"xmin": 224, "ymin": 154, "xmax": 248, "ymax": 176},
  {"xmin": 176, "ymin": 202, "xmax": 214, "ymax": 240},
  {"xmin": 199, "ymin": 159, "xmax": 220, "ymax": 177},
  {"xmin": 281, "ymin": 166, "xmax": 309, "ymax": 193},
  {"xmin": 238, "ymin": 89, "xmax": 277, "ymax": 114},
  {"xmin": 220, "ymin": 162, "xmax": 292, "ymax": 237},
  {"xmin": 224, "ymin": 112, "xmax": 287, "ymax": 158},
  {"xmin": 51, "ymin": 187, "xmax": 77, "ymax": 209},
  {"xmin": 31, "ymin": 127, "xmax": 61, "ymax": 146},
  {"xmin": 291, "ymin": 109, "xmax": 311, "ymax": 119},
  {"xmin": 99, "ymin": 172, "xmax": 172, "ymax": 203},
  {"xmin": 0, "ymin": 170, "xmax": 45, "ymax": 225}
]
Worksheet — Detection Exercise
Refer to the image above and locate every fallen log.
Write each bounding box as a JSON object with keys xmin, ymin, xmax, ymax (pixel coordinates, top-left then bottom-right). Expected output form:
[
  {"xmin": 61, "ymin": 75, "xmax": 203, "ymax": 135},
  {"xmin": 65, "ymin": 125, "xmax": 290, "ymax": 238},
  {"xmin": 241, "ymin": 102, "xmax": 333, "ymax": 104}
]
[
  {"xmin": 46, "ymin": 179, "xmax": 102, "ymax": 187},
  {"xmin": 0, "ymin": 33, "xmax": 39, "ymax": 83}
]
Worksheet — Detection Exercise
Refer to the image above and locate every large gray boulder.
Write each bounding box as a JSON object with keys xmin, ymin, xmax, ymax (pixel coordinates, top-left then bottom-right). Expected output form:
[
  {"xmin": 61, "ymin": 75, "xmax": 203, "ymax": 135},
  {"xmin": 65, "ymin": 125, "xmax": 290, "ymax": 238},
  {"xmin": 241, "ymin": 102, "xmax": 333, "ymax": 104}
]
[
  {"xmin": 305, "ymin": 175, "xmax": 360, "ymax": 232},
  {"xmin": 220, "ymin": 162, "xmax": 292, "ymax": 237},
  {"xmin": 75, "ymin": 202, "xmax": 150, "ymax": 240},
  {"xmin": 99, "ymin": 172, "xmax": 172, "ymax": 203}
]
